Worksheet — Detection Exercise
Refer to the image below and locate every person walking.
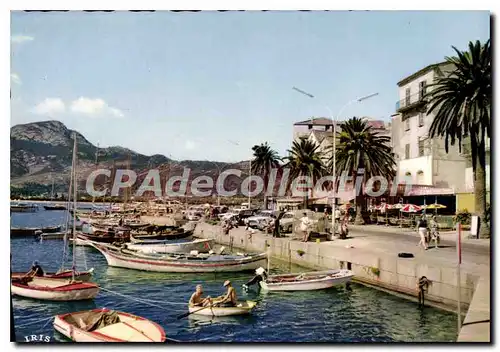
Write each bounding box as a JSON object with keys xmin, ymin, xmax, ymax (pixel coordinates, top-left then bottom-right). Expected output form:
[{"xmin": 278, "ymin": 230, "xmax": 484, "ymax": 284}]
[
  {"xmin": 334, "ymin": 208, "xmax": 341, "ymax": 235},
  {"xmin": 416, "ymin": 216, "xmax": 429, "ymax": 250},
  {"xmin": 429, "ymin": 215, "xmax": 440, "ymax": 249}
]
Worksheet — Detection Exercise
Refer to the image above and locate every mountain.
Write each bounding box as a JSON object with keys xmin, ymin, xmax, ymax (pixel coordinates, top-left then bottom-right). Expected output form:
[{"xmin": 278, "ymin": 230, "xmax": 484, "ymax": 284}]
[{"xmin": 10, "ymin": 120, "xmax": 252, "ymax": 197}]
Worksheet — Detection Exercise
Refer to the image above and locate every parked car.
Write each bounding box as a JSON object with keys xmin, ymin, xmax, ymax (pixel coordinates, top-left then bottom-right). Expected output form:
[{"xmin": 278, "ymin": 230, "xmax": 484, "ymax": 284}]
[
  {"xmin": 244, "ymin": 210, "xmax": 274, "ymax": 228},
  {"xmin": 279, "ymin": 212, "xmax": 296, "ymax": 233},
  {"xmin": 236, "ymin": 209, "xmax": 256, "ymax": 225}
]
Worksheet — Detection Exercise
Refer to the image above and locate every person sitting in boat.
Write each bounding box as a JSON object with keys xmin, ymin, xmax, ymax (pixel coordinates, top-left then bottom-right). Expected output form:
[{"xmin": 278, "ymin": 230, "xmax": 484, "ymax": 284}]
[
  {"xmin": 214, "ymin": 280, "xmax": 238, "ymax": 307},
  {"xmin": 189, "ymin": 285, "xmax": 212, "ymax": 307},
  {"xmin": 242, "ymin": 267, "xmax": 268, "ymax": 290},
  {"xmin": 27, "ymin": 261, "xmax": 44, "ymax": 277}
]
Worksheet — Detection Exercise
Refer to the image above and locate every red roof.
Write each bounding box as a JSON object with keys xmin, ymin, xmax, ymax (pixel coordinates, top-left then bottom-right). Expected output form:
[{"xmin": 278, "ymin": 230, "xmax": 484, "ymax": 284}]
[{"xmin": 294, "ymin": 117, "xmax": 334, "ymax": 126}]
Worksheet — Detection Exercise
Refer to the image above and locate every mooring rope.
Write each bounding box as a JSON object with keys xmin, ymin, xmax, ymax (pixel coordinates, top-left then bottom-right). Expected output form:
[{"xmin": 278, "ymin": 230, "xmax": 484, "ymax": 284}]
[
  {"xmin": 15, "ymin": 316, "xmax": 53, "ymax": 328},
  {"xmin": 99, "ymin": 287, "xmax": 186, "ymax": 307}
]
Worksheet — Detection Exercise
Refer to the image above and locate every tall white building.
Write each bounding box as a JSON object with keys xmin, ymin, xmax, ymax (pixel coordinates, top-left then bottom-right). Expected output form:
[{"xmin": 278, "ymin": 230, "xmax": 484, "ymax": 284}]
[{"xmin": 391, "ymin": 62, "xmax": 468, "ymax": 191}]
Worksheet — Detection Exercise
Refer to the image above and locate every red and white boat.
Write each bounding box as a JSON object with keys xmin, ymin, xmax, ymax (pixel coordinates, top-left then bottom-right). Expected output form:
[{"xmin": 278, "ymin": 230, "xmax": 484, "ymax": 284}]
[
  {"xmin": 53, "ymin": 308, "xmax": 166, "ymax": 342},
  {"xmin": 11, "ymin": 277, "xmax": 99, "ymax": 301},
  {"xmin": 11, "ymin": 268, "xmax": 94, "ymax": 282}
]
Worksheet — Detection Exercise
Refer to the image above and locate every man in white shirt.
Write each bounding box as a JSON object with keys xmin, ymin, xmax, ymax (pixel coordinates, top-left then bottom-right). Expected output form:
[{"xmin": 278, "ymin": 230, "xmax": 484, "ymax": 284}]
[
  {"xmin": 334, "ymin": 208, "xmax": 341, "ymax": 234},
  {"xmin": 300, "ymin": 212, "xmax": 312, "ymax": 242}
]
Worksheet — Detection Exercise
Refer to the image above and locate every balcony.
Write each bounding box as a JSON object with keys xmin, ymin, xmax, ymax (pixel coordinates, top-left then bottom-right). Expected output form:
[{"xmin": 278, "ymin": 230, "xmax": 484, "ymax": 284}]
[{"xmin": 395, "ymin": 91, "xmax": 428, "ymax": 113}]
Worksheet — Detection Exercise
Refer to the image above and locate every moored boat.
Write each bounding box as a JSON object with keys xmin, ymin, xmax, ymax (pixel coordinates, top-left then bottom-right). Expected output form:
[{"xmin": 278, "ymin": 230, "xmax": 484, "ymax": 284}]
[
  {"xmin": 188, "ymin": 301, "xmax": 257, "ymax": 316},
  {"xmin": 259, "ymin": 269, "xmax": 354, "ymax": 291},
  {"xmin": 44, "ymin": 204, "xmax": 67, "ymax": 211},
  {"xmin": 91, "ymin": 242, "xmax": 268, "ymax": 273},
  {"xmin": 53, "ymin": 308, "xmax": 166, "ymax": 342},
  {"xmin": 130, "ymin": 229, "xmax": 193, "ymax": 242},
  {"xmin": 125, "ymin": 238, "xmax": 214, "ymax": 254},
  {"xmin": 38, "ymin": 231, "xmax": 69, "ymax": 240},
  {"xmin": 11, "ymin": 203, "xmax": 38, "ymax": 213},
  {"xmin": 11, "ymin": 269, "xmax": 94, "ymax": 282},
  {"xmin": 11, "ymin": 277, "xmax": 99, "ymax": 301}
]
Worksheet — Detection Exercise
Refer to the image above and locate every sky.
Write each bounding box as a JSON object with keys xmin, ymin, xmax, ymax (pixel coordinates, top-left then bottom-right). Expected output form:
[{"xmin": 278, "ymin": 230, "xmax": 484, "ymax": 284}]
[{"xmin": 10, "ymin": 10, "xmax": 490, "ymax": 162}]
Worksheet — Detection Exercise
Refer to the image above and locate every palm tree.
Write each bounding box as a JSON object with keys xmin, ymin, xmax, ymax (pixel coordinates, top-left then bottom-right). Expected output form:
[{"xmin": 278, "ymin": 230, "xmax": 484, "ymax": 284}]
[
  {"xmin": 283, "ymin": 138, "xmax": 327, "ymax": 208},
  {"xmin": 251, "ymin": 142, "xmax": 281, "ymax": 209},
  {"xmin": 426, "ymin": 40, "xmax": 491, "ymax": 238},
  {"xmin": 329, "ymin": 117, "xmax": 396, "ymax": 225}
]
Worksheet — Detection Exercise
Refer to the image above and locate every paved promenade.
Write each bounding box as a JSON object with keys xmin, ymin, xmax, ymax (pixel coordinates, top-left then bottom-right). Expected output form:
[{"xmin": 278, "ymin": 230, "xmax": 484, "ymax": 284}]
[{"xmin": 195, "ymin": 220, "xmax": 490, "ymax": 342}]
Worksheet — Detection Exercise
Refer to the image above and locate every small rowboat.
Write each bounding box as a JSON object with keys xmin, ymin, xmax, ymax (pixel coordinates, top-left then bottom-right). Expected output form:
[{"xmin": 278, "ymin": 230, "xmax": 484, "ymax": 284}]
[
  {"xmin": 125, "ymin": 238, "xmax": 214, "ymax": 254},
  {"xmin": 91, "ymin": 242, "xmax": 268, "ymax": 273},
  {"xmin": 11, "ymin": 269, "xmax": 94, "ymax": 282},
  {"xmin": 53, "ymin": 308, "xmax": 166, "ymax": 342},
  {"xmin": 11, "ymin": 277, "xmax": 99, "ymax": 301},
  {"xmin": 259, "ymin": 269, "xmax": 354, "ymax": 291},
  {"xmin": 188, "ymin": 301, "xmax": 257, "ymax": 317}
]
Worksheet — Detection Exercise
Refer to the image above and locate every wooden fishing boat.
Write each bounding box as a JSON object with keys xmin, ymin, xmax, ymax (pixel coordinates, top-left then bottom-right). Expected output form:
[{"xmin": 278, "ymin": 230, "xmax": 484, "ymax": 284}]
[
  {"xmin": 188, "ymin": 301, "xmax": 257, "ymax": 317},
  {"xmin": 91, "ymin": 242, "xmax": 268, "ymax": 273},
  {"xmin": 11, "ymin": 277, "xmax": 99, "ymax": 301},
  {"xmin": 130, "ymin": 229, "xmax": 193, "ymax": 242},
  {"xmin": 76, "ymin": 232, "xmax": 129, "ymax": 244},
  {"xmin": 259, "ymin": 269, "xmax": 354, "ymax": 291},
  {"xmin": 11, "ymin": 225, "xmax": 63, "ymax": 237},
  {"xmin": 11, "ymin": 203, "xmax": 38, "ymax": 213},
  {"xmin": 125, "ymin": 238, "xmax": 214, "ymax": 254},
  {"xmin": 53, "ymin": 308, "xmax": 166, "ymax": 342},
  {"xmin": 11, "ymin": 269, "xmax": 94, "ymax": 282},
  {"xmin": 44, "ymin": 204, "xmax": 67, "ymax": 211},
  {"xmin": 10, "ymin": 227, "xmax": 41, "ymax": 236}
]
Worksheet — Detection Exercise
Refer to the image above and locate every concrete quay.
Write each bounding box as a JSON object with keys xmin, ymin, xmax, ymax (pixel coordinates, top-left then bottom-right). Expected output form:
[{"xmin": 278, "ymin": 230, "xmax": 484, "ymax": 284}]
[{"xmin": 194, "ymin": 221, "xmax": 490, "ymax": 342}]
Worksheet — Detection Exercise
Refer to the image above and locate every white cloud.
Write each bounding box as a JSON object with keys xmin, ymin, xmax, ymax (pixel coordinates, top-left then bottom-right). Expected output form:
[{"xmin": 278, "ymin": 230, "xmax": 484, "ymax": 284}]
[
  {"xmin": 32, "ymin": 98, "xmax": 66, "ymax": 115},
  {"xmin": 11, "ymin": 35, "xmax": 34, "ymax": 44},
  {"xmin": 185, "ymin": 140, "xmax": 197, "ymax": 150},
  {"xmin": 70, "ymin": 97, "xmax": 124, "ymax": 118},
  {"xmin": 10, "ymin": 73, "xmax": 21, "ymax": 85}
]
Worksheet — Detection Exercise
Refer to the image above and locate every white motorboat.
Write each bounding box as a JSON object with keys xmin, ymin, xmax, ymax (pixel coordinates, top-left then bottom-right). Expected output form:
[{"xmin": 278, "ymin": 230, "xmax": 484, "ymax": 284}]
[{"xmin": 259, "ymin": 269, "xmax": 354, "ymax": 291}]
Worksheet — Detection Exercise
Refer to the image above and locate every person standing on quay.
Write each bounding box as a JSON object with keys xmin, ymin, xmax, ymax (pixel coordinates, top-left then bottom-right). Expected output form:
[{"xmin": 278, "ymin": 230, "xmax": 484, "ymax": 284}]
[
  {"xmin": 416, "ymin": 216, "xmax": 429, "ymax": 250},
  {"xmin": 300, "ymin": 212, "xmax": 312, "ymax": 242}
]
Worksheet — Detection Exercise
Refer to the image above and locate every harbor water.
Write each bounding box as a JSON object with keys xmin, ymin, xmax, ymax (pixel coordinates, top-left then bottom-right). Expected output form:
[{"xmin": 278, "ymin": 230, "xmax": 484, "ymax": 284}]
[{"xmin": 11, "ymin": 208, "xmax": 459, "ymax": 342}]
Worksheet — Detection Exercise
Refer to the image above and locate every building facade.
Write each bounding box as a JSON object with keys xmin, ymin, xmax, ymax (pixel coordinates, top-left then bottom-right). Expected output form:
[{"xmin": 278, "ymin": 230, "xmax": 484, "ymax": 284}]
[{"xmin": 391, "ymin": 62, "xmax": 468, "ymax": 192}]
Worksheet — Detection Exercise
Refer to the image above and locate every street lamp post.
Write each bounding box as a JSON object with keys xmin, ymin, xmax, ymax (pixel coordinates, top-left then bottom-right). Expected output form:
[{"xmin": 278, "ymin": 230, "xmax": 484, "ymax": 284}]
[
  {"xmin": 292, "ymin": 88, "xmax": 378, "ymax": 239},
  {"xmin": 227, "ymin": 140, "xmax": 252, "ymax": 209},
  {"xmin": 206, "ymin": 160, "xmax": 224, "ymax": 206}
]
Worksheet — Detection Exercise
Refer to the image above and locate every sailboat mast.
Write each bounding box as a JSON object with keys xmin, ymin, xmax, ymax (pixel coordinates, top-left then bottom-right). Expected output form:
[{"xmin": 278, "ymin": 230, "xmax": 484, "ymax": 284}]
[
  {"xmin": 71, "ymin": 133, "xmax": 77, "ymax": 282},
  {"xmin": 50, "ymin": 174, "xmax": 55, "ymax": 201},
  {"xmin": 92, "ymin": 143, "xmax": 99, "ymax": 203}
]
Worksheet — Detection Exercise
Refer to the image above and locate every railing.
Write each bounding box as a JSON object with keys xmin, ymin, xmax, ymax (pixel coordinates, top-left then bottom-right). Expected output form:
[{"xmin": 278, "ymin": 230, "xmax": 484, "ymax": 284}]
[{"xmin": 396, "ymin": 91, "xmax": 427, "ymax": 111}]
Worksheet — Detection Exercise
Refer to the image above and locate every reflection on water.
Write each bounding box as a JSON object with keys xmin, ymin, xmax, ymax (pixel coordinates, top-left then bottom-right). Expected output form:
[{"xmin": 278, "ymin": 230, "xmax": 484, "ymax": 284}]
[{"xmin": 11, "ymin": 210, "xmax": 459, "ymax": 342}]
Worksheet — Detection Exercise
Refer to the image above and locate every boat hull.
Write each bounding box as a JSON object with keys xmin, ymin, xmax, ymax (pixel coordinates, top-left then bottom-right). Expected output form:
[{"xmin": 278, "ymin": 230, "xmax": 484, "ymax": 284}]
[
  {"xmin": 259, "ymin": 270, "xmax": 354, "ymax": 291},
  {"xmin": 125, "ymin": 239, "xmax": 214, "ymax": 254},
  {"xmin": 188, "ymin": 301, "xmax": 256, "ymax": 316},
  {"xmin": 11, "ymin": 280, "xmax": 99, "ymax": 301},
  {"xmin": 53, "ymin": 308, "xmax": 166, "ymax": 342},
  {"xmin": 92, "ymin": 243, "xmax": 268, "ymax": 273}
]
